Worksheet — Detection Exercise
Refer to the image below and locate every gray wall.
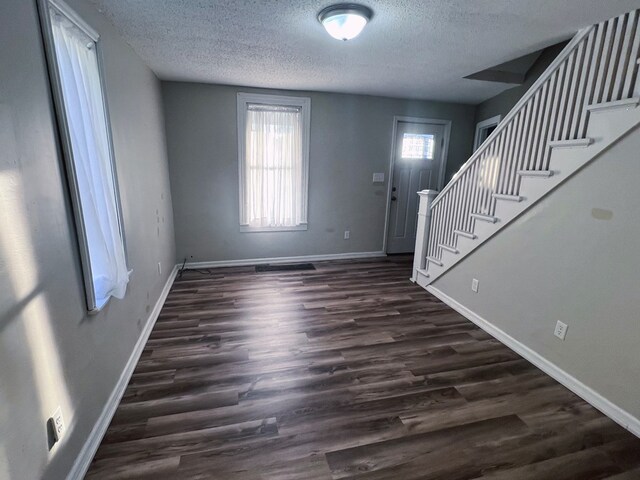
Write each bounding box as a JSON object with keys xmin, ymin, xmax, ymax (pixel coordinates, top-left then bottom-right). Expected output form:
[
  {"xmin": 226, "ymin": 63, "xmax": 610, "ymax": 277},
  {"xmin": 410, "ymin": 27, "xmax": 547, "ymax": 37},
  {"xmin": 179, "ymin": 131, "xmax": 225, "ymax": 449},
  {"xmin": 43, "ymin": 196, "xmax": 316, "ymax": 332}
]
[
  {"xmin": 162, "ymin": 82, "xmax": 476, "ymax": 263},
  {"xmin": 475, "ymin": 42, "xmax": 568, "ymax": 124},
  {"xmin": 433, "ymin": 126, "xmax": 640, "ymax": 420},
  {"xmin": 0, "ymin": 1, "xmax": 175, "ymax": 479}
]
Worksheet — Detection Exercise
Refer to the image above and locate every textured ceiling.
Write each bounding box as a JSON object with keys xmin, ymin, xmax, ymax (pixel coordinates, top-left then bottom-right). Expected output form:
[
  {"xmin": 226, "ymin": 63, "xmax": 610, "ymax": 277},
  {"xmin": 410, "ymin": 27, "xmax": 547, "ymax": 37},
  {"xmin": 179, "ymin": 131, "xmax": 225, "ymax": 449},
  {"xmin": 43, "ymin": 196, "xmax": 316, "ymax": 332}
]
[{"xmin": 89, "ymin": 0, "xmax": 640, "ymax": 103}]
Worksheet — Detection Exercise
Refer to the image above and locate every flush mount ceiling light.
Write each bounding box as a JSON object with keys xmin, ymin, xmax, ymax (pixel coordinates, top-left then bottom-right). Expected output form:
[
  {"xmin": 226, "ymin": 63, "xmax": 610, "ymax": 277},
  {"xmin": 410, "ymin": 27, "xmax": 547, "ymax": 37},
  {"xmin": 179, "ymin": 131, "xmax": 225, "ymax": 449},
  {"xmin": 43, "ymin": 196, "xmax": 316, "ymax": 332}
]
[{"xmin": 318, "ymin": 4, "xmax": 373, "ymax": 41}]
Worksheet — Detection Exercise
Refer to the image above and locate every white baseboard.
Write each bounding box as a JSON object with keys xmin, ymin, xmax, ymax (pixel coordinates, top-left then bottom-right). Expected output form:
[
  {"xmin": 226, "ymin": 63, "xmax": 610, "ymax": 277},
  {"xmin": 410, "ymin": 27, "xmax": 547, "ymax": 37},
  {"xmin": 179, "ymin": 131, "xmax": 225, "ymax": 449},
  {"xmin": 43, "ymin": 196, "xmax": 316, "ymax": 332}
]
[
  {"xmin": 183, "ymin": 251, "xmax": 387, "ymax": 269},
  {"xmin": 426, "ymin": 285, "xmax": 640, "ymax": 439},
  {"xmin": 67, "ymin": 265, "xmax": 179, "ymax": 480}
]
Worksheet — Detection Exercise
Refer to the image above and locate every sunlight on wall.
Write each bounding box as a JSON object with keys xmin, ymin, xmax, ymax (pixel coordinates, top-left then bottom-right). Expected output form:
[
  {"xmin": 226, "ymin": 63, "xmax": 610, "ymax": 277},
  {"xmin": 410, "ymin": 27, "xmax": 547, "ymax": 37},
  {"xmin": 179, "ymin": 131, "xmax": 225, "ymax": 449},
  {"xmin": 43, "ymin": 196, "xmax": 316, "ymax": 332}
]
[
  {"xmin": 0, "ymin": 166, "xmax": 73, "ymax": 457},
  {"xmin": 478, "ymin": 154, "xmax": 501, "ymax": 191},
  {"xmin": 0, "ymin": 448, "xmax": 8, "ymax": 480}
]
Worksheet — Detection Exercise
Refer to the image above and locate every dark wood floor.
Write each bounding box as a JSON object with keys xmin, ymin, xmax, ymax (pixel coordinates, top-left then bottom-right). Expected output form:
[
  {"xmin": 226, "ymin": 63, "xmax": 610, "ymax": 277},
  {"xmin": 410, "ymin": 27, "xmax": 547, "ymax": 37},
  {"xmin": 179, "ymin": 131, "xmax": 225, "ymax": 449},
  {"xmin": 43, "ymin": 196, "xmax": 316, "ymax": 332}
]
[{"xmin": 86, "ymin": 255, "xmax": 640, "ymax": 479}]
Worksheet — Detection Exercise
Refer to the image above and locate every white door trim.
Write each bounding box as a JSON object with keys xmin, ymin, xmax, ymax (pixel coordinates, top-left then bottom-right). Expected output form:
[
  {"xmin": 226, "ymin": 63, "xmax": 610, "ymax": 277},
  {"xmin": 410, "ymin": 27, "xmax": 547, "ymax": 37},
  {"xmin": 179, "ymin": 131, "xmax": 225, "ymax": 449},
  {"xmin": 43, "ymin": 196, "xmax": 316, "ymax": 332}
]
[
  {"xmin": 382, "ymin": 116, "xmax": 452, "ymax": 254},
  {"xmin": 473, "ymin": 114, "xmax": 502, "ymax": 151}
]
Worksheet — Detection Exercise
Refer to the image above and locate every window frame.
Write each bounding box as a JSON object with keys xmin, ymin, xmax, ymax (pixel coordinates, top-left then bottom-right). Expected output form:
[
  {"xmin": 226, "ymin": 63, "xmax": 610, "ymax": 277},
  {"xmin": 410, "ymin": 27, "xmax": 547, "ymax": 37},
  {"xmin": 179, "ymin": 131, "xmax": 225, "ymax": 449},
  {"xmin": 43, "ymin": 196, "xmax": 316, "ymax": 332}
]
[
  {"xmin": 237, "ymin": 92, "xmax": 311, "ymax": 233},
  {"xmin": 38, "ymin": 0, "xmax": 128, "ymax": 313}
]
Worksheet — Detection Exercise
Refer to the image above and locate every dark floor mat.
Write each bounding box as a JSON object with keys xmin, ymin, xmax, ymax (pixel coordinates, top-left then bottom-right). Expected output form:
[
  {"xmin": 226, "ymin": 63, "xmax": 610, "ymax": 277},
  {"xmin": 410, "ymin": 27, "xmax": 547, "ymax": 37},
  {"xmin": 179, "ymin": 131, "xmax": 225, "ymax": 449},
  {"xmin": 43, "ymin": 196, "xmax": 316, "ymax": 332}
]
[{"xmin": 255, "ymin": 263, "xmax": 316, "ymax": 272}]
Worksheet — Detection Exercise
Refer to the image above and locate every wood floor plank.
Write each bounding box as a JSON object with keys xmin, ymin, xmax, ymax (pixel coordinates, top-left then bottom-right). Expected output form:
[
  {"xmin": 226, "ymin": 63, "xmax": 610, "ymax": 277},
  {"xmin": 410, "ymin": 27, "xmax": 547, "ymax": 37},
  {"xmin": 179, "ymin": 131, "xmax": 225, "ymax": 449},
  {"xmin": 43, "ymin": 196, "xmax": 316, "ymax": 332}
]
[{"xmin": 86, "ymin": 255, "xmax": 640, "ymax": 479}]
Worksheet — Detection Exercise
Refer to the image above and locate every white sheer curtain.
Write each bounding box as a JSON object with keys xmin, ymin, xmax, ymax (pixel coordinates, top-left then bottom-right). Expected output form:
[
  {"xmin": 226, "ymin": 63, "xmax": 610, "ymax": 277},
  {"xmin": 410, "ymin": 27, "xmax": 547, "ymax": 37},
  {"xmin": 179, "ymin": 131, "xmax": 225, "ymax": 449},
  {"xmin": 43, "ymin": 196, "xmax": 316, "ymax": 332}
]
[
  {"xmin": 50, "ymin": 8, "xmax": 129, "ymax": 308},
  {"xmin": 244, "ymin": 105, "xmax": 303, "ymax": 228}
]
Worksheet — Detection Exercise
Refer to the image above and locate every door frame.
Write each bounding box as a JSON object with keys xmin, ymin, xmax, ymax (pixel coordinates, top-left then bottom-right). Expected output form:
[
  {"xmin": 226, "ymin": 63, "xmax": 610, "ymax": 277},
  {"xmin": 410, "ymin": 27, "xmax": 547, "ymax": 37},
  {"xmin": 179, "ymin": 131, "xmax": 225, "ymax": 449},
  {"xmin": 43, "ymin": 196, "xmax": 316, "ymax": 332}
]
[
  {"xmin": 382, "ymin": 116, "xmax": 452, "ymax": 254},
  {"xmin": 473, "ymin": 114, "xmax": 501, "ymax": 151}
]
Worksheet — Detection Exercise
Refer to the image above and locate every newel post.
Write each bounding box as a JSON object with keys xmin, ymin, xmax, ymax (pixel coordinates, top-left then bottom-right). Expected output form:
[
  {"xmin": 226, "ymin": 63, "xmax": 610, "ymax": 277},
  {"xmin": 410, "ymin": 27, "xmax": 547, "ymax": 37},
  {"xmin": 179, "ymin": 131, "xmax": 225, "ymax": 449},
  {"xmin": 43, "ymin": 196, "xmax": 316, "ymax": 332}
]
[{"xmin": 411, "ymin": 190, "xmax": 438, "ymax": 282}]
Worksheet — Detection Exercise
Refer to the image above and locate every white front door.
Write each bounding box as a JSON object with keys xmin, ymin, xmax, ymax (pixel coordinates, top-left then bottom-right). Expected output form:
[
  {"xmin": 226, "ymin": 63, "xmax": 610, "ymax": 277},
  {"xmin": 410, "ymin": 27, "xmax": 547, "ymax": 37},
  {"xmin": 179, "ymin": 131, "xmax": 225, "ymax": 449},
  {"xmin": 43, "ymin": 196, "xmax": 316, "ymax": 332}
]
[{"xmin": 386, "ymin": 121, "xmax": 445, "ymax": 254}]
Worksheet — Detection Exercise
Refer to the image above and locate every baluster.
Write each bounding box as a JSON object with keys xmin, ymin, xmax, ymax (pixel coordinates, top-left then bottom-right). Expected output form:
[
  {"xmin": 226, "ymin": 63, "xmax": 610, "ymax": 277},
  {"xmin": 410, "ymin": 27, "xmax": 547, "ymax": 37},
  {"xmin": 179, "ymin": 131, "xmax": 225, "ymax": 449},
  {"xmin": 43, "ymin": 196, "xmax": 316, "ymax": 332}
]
[
  {"xmin": 593, "ymin": 18, "xmax": 615, "ymax": 104},
  {"xmin": 622, "ymin": 11, "xmax": 640, "ymax": 98},
  {"xmin": 523, "ymin": 89, "xmax": 542, "ymax": 172},
  {"xmin": 495, "ymin": 125, "xmax": 510, "ymax": 196},
  {"xmin": 538, "ymin": 73, "xmax": 560, "ymax": 170},
  {"xmin": 613, "ymin": 11, "xmax": 636, "ymax": 100},
  {"xmin": 461, "ymin": 165, "xmax": 470, "ymax": 231},
  {"xmin": 554, "ymin": 49, "xmax": 578, "ymax": 142},
  {"xmin": 562, "ymin": 39, "xmax": 587, "ymax": 141},
  {"xmin": 447, "ymin": 182, "xmax": 460, "ymax": 247},
  {"xmin": 571, "ymin": 29, "xmax": 596, "ymax": 139},
  {"xmin": 484, "ymin": 146, "xmax": 495, "ymax": 214},
  {"xmin": 505, "ymin": 111, "xmax": 524, "ymax": 193},
  {"xmin": 488, "ymin": 137, "xmax": 502, "ymax": 214},
  {"xmin": 427, "ymin": 205, "xmax": 439, "ymax": 259},
  {"xmin": 492, "ymin": 131, "xmax": 508, "ymax": 213},
  {"xmin": 447, "ymin": 186, "xmax": 457, "ymax": 247},
  {"xmin": 603, "ymin": 14, "xmax": 626, "ymax": 102},
  {"xmin": 439, "ymin": 193, "xmax": 456, "ymax": 253},
  {"xmin": 529, "ymin": 80, "xmax": 553, "ymax": 170},
  {"xmin": 503, "ymin": 122, "xmax": 517, "ymax": 190},
  {"xmin": 460, "ymin": 170, "xmax": 472, "ymax": 234},
  {"xmin": 437, "ymin": 190, "xmax": 447, "ymax": 254},
  {"xmin": 453, "ymin": 174, "xmax": 467, "ymax": 242},
  {"xmin": 447, "ymin": 182, "xmax": 462, "ymax": 247},
  {"xmin": 472, "ymin": 153, "xmax": 484, "ymax": 215},
  {"xmin": 580, "ymin": 22, "xmax": 606, "ymax": 137},
  {"xmin": 515, "ymin": 101, "xmax": 533, "ymax": 186},
  {"xmin": 481, "ymin": 144, "xmax": 494, "ymax": 214},
  {"xmin": 470, "ymin": 162, "xmax": 482, "ymax": 221},
  {"xmin": 544, "ymin": 62, "xmax": 567, "ymax": 169},
  {"xmin": 464, "ymin": 165, "xmax": 475, "ymax": 230}
]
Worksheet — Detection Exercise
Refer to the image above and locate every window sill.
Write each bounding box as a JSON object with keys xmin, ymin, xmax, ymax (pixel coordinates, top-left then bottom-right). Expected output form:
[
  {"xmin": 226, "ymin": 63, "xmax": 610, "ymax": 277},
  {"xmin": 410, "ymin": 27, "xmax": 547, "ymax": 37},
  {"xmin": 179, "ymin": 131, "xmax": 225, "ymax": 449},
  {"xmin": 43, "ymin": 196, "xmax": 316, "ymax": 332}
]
[
  {"xmin": 89, "ymin": 295, "xmax": 110, "ymax": 315},
  {"xmin": 240, "ymin": 224, "xmax": 308, "ymax": 233}
]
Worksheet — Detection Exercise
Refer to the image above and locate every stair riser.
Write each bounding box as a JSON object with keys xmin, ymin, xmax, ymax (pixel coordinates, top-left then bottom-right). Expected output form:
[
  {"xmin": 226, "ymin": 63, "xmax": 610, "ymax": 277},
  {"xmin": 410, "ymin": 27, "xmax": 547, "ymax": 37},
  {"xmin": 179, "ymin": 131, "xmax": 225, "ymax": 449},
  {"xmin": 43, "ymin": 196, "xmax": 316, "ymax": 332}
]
[
  {"xmin": 493, "ymin": 198, "xmax": 526, "ymax": 223},
  {"xmin": 416, "ymin": 269, "xmax": 431, "ymax": 288}
]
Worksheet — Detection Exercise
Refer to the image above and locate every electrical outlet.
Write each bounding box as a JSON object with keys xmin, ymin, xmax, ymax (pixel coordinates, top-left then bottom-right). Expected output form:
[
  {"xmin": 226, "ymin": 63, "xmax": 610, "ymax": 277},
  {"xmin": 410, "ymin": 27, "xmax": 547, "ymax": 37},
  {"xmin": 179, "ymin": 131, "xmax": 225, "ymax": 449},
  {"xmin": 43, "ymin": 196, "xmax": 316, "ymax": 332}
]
[
  {"xmin": 344, "ymin": 230, "xmax": 350, "ymax": 240},
  {"xmin": 157, "ymin": 262, "xmax": 162, "ymax": 275},
  {"xmin": 471, "ymin": 278, "xmax": 479, "ymax": 293},
  {"xmin": 50, "ymin": 407, "xmax": 65, "ymax": 442},
  {"xmin": 554, "ymin": 321, "xmax": 568, "ymax": 340}
]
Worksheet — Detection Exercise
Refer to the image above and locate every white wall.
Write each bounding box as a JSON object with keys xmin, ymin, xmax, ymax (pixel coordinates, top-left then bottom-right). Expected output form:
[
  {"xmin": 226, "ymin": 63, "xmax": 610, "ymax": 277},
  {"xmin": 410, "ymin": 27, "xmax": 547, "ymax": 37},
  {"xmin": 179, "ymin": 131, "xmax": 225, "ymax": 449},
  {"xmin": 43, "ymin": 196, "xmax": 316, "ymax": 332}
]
[
  {"xmin": 432, "ymin": 125, "xmax": 640, "ymax": 423},
  {"xmin": 162, "ymin": 82, "xmax": 476, "ymax": 263},
  {"xmin": 0, "ymin": 0, "xmax": 175, "ymax": 478}
]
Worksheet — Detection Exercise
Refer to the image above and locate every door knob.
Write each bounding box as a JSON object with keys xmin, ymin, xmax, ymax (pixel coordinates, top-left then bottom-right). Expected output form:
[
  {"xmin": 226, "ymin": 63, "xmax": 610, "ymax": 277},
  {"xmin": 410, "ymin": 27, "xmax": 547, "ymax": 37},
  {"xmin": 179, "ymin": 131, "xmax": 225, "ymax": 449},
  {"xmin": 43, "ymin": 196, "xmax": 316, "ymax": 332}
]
[{"xmin": 391, "ymin": 196, "xmax": 397, "ymax": 201}]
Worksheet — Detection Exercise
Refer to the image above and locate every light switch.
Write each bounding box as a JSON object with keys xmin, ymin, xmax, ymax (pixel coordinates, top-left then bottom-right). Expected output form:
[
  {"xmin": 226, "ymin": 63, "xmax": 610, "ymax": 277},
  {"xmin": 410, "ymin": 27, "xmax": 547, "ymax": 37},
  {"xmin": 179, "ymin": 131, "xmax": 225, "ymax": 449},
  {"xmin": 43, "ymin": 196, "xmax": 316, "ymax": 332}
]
[{"xmin": 372, "ymin": 172, "xmax": 385, "ymax": 183}]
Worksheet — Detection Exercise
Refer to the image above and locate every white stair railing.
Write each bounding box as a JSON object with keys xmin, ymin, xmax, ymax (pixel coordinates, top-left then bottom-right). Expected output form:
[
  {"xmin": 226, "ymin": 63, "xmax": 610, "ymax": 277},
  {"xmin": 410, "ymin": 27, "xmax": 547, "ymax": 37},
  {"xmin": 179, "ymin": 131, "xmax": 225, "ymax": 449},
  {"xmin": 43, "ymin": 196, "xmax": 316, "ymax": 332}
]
[{"xmin": 417, "ymin": 10, "xmax": 640, "ymax": 278}]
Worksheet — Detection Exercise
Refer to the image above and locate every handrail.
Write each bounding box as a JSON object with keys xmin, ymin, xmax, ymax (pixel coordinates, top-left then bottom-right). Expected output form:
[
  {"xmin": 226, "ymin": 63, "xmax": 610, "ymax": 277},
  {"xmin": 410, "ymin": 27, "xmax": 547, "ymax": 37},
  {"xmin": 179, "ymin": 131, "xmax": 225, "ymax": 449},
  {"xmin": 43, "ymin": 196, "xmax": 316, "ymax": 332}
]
[
  {"xmin": 418, "ymin": 9, "xmax": 640, "ymax": 283},
  {"xmin": 431, "ymin": 25, "xmax": 594, "ymax": 208}
]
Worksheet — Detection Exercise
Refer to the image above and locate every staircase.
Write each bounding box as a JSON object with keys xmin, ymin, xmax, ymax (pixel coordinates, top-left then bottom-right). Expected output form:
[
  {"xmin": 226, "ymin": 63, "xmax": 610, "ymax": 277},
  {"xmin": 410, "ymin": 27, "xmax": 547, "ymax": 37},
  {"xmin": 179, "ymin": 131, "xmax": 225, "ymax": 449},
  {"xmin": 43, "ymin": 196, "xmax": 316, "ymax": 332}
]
[{"xmin": 413, "ymin": 9, "xmax": 640, "ymax": 287}]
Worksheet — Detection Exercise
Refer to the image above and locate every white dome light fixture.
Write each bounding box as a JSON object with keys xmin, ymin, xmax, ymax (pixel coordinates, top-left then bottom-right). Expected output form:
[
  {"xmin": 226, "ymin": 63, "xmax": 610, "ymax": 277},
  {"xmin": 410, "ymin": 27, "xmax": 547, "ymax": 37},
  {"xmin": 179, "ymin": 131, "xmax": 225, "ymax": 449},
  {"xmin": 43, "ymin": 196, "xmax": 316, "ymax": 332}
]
[{"xmin": 318, "ymin": 4, "xmax": 373, "ymax": 41}]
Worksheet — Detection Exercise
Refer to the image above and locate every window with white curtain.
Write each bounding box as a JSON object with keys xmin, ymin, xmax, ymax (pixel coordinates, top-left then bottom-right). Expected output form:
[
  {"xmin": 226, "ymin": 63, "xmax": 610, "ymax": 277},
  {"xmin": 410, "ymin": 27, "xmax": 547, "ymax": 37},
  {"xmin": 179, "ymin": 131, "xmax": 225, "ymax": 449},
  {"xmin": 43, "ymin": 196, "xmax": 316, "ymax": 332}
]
[
  {"xmin": 42, "ymin": 0, "xmax": 129, "ymax": 311},
  {"xmin": 237, "ymin": 93, "xmax": 310, "ymax": 232}
]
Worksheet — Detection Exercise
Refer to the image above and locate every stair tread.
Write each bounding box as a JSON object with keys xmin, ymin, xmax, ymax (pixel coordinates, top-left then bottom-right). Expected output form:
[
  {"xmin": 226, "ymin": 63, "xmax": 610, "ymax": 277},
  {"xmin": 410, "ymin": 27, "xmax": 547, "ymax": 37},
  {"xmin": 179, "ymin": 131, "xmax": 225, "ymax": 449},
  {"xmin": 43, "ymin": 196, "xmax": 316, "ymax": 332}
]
[
  {"xmin": 492, "ymin": 193, "xmax": 523, "ymax": 202},
  {"xmin": 426, "ymin": 256, "xmax": 443, "ymax": 267},
  {"xmin": 438, "ymin": 244, "xmax": 459, "ymax": 254},
  {"xmin": 548, "ymin": 138, "xmax": 593, "ymax": 148},
  {"xmin": 471, "ymin": 213, "xmax": 498, "ymax": 223},
  {"xmin": 454, "ymin": 230, "xmax": 477, "ymax": 239},
  {"xmin": 587, "ymin": 97, "xmax": 640, "ymax": 112},
  {"xmin": 517, "ymin": 169, "xmax": 553, "ymax": 177}
]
